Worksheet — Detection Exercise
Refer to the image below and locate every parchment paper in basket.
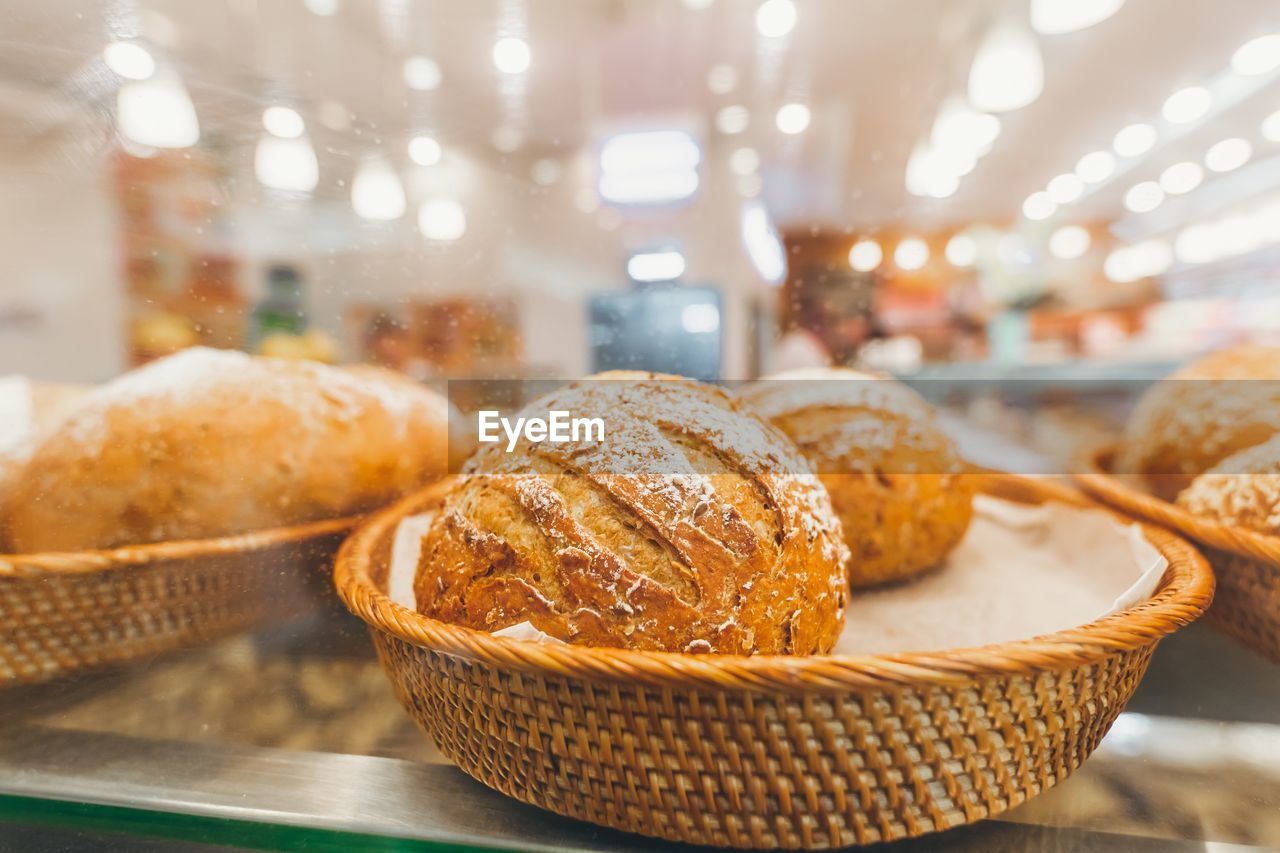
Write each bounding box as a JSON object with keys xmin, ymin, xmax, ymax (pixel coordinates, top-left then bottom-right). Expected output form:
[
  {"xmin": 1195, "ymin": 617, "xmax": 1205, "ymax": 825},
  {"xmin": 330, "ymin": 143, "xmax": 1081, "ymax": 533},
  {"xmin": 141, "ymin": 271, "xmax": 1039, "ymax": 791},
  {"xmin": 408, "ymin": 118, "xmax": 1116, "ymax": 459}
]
[{"xmin": 386, "ymin": 495, "xmax": 1166, "ymax": 655}]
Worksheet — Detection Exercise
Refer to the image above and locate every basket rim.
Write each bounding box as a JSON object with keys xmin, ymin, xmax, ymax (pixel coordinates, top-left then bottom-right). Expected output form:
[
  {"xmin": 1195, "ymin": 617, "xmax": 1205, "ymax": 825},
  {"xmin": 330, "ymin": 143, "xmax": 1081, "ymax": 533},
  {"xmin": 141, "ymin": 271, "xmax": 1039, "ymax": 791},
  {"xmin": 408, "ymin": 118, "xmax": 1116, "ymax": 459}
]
[
  {"xmin": 0, "ymin": 514, "xmax": 359, "ymax": 578},
  {"xmin": 1074, "ymin": 444, "xmax": 1280, "ymax": 569},
  {"xmin": 333, "ymin": 473, "xmax": 1215, "ymax": 692}
]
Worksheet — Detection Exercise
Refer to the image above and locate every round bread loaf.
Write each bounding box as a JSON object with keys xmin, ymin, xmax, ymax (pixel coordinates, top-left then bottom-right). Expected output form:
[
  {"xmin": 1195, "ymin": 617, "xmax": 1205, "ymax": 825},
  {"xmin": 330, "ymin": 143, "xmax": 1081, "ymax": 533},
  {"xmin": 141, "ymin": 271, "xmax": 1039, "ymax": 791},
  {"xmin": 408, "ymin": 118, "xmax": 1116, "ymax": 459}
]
[
  {"xmin": 1116, "ymin": 345, "xmax": 1280, "ymax": 499},
  {"xmin": 742, "ymin": 368, "xmax": 974, "ymax": 588},
  {"xmin": 1177, "ymin": 434, "xmax": 1280, "ymax": 535},
  {"xmin": 414, "ymin": 372, "xmax": 849, "ymax": 655},
  {"xmin": 5, "ymin": 348, "xmax": 451, "ymax": 552}
]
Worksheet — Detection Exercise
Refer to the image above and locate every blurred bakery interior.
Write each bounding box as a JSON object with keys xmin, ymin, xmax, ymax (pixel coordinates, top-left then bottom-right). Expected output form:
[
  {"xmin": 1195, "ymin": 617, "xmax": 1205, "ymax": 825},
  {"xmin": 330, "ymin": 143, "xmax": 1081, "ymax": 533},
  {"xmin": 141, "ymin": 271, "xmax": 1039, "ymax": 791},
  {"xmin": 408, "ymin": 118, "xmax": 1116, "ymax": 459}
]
[{"xmin": 4, "ymin": 0, "xmax": 1280, "ymax": 451}]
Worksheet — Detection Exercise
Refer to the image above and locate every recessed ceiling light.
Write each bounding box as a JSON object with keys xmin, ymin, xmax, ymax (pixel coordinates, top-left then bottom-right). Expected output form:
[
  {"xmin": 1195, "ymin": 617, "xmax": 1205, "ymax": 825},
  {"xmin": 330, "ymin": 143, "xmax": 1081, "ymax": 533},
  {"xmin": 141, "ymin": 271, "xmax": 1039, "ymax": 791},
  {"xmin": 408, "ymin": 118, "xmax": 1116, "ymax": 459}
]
[
  {"xmin": 1048, "ymin": 224, "xmax": 1091, "ymax": 259},
  {"xmin": 262, "ymin": 106, "xmax": 304, "ymax": 139},
  {"xmin": 418, "ymin": 198, "xmax": 466, "ymax": 241},
  {"xmin": 1162, "ymin": 86, "xmax": 1211, "ymax": 124},
  {"xmin": 729, "ymin": 147, "xmax": 759, "ymax": 176},
  {"xmin": 1204, "ymin": 137, "xmax": 1251, "ymax": 173},
  {"xmin": 1123, "ymin": 180, "xmax": 1164, "ymax": 213},
  {"xmin": 303, "ymin": 0, "xmax": 339, "ymax": 16},
  {"xmin": 1047, "ymin": 173, "xmax": 1084, "ymax": 204},
  {"xmin": 1075, "ymin": 150, "xmax": 1116, "ymax": 183},
  {"xmin": 1022, "ymin": 191, "xmax": 1056, "ymax": 220},
  {"xmin": 1030, "ymin": 0, "xmax": 1125, "ymax": 35},
  {"xmin": 945, "ymin": 233, "xmax": 977, "ymax": 266},
  {"xmin": 403, "ymin": 56, "xmax": 442, "ymax": 91},
  {"xmin": 408, "ymin": 135, "xmax": 442, "ymax": 166},
  {"xmin": 775, "ymin": 103, "xmax": 810, "ymax": 134},
  {"xmin": 1261, "ymin": 110, "xmax": 1280, "ymax": 142},
  {"xmin": 1231, "ymin": 34, "xmax": 1280, "ymax": 76},
  {"xmin": 707, "ymin": 64, "xmax": 737, "ymax": 95},
  {"xmin": 755, "ymin": 0, "xmax": 797, "ymax": 38},
  {"xmin": 967, "ymin": 21, "xmax": 1044, "ymax": 113},
  {"xmin": 1159, "ymin": 161, "xmax": 1203, "ymax": 195},
  {"xmin": 492, "ymin": 37, "xmax": 531, "ymax": 75},
  {"xmin": 848, "ymin": 238, "xmax": 883, "ymax": 272},
  {"xmin": 1113, "ymin": 123, "xmax": 1156, "ymax": 157},
  {"xmin": 103, "ymin": 41, "xmax": 155, "ymax": 80},
  {"xmin": 894, "ymin": 237, "xmax": 929, "ymax": 270}
]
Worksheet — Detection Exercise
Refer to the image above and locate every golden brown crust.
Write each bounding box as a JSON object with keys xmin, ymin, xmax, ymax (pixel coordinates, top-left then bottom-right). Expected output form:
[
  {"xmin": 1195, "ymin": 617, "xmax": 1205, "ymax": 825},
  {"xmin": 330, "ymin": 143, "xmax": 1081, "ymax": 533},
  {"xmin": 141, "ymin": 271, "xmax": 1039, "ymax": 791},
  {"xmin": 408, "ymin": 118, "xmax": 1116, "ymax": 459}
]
[
  {"xmin": 5, "ymin": 348, "xmax": 451, "ymax": 551},
  {"xmin": 414, "ymin": 372, "xmax": 848, "ymax": 655},
  {"xmin": 742, "ymin": 368, "xmax": 974, "ymax": 588},
  {"xmin": 1117, "ymin": 345, "xmax": 1280, "ymax": 499},
  {"xmin": 1177, "ymin": 434, "xmax": 1280, "ymax": 535}
]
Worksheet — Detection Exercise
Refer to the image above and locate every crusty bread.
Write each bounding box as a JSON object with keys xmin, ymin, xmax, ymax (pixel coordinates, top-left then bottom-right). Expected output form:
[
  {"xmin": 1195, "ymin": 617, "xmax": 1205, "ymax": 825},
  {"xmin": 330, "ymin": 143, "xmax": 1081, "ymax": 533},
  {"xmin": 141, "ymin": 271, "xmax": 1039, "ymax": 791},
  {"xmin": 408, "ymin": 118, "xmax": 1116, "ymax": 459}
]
[
  {"xmin": 0, "ymin": 378, "xmax": 90, "ymax": 541},
  {"xmin": 742, "ymin": 368, "xmax": 974, "ymax": 588},
  {"xmin": 414, "ymin": 372, "xmax": 849, "ymax": 655},
  {"xmin": 342, "ymin": 364, "xmax": 476, "ymax": 472},
  {"xmin": 6, "ymin": 348, "xmax": 451, "ymax": 551},
  {"xmin": 1178, "ymin": 434, "xmax": 1280, "ymax": 535},
  {"xmin": 1117, "ymin": 345, "xmax": 1280, "ymax": 499}
]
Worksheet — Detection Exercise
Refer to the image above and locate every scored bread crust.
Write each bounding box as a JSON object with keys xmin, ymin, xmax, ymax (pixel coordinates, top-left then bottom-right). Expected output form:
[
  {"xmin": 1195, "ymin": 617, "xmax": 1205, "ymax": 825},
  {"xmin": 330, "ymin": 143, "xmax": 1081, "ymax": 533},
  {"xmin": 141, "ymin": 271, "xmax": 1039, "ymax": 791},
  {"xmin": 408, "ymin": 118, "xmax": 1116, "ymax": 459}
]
[
  {"xmin": 1178, "ymin": 433, "xmax": 1280, "ymax": 535},
  {"xmin": 5, "ymin": 348, "xmax": 451, "ymax": 551},
  {"xmin": 414, "ymin": 372, "xmax": 849, "ymax": 655},
  {"xmin": 743, "ymin": 368, "xmax": 975, "ymax": 588},
  {"xmin": 1117, "ymin": 345, "xmax": 1280, "ymax": 500}
]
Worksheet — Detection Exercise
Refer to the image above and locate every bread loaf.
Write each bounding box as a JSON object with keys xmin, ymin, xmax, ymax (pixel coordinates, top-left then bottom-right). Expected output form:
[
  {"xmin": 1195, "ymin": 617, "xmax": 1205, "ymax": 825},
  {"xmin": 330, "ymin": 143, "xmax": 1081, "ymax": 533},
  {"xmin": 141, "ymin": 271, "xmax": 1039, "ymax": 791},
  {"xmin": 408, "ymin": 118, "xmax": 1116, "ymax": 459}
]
[
  {"xmin": 1117, "ymin": 345, "xmax": 1280, "ymax": 499},
  {"xmin": 742, "ymin": 368, "xmax": 974, "ymax": 588},
  {"xmin": 414, "ymin": 372, "xmax": 849, "ymax": 655},
  {"xmin": 1178, "ymin": 434, "xmax": 1280, "ymax": 535},
  {"xmin": 6, "ymin": 348, "xmax": 451, "ymax": 551}
]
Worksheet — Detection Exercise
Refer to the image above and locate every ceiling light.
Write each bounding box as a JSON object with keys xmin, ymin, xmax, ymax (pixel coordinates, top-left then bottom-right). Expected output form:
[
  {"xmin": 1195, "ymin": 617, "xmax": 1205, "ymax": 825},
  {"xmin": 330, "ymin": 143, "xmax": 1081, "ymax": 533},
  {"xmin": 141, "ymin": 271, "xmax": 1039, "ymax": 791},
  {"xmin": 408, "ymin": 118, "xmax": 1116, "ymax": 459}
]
[
  {"xmin": 681, "ymin": 303, "xmax": 720, "ymax": 334},
  {"xmin": 1113, "ymin": 123, "xmax": 1156, "ymax": 157},
  {"xmin": 1204, "ymin": 137, "xmax": 1251, "ymax": 173},
  {"xmin": 492, "ymin": 37, "xmax": 531, "ymax": 74},
  {"xmin": 115, "ymin": 68, "xmax": 200, "ymax": 149},
  {"xmin": 255, "ymin": 135, "xmax": 318, "ymax": 193},
  {"xmin": 1261, "ymin": 110, "xmax": 1280, "ymax": 142},
  {"xmin": 303, "ymin": 0, "xmax": 339, "ymax": 14},
  {"xmin": 926, "ymin": 173, "xmax": 960, "ymax": 198},
  {"xmin": 1075, "ymin": 150, "xmax": 1116, "ymax": 183},
  {"xmin": 905, "ymin": 141, "xmax": 962, "ymax": 198},
  {"xmin": 351, "ymin": 157, "xmax": 406, "ymax": 220},
  {"xmin": 945, "ymin": 233, "xmax": 977, "ymax": 266},
  {"xmin": 775, "ymin": 103, "xmax": 810, "ymax": 134},
  {"xmin": 408, "ymin": 135, "xmax": 442, "ymax": 166},
  {"xmin": 894, "ymin": 237, "xmax": 929, "ymax": 270},
  {"xmin": 600, "ymin": 173, "xmax": 699, "ymax": 204},
  {"xmin": 1048, "ymin": 224, "xmax": 1090, "ymax": 259},
  {"xmin": 1159, "ymin": 161, "xmax": 1203, "ymax": 195},
  {"xmin": 103, "ymin": 41, "xmax": 155, "ymax": 80},
  {"xmin": 715, "ymin": 105, "xmax": 749, "ymax": 134},
  {"xmin": 707, "ymin": 64, "xmax": 737, "ymax": 94},
  {"xmin": 931, "ymin": 97, "xmax": 1001, "ymax": 154},
  {"xmin": 418, "ymin": 198, "xmax": 466, "ymax": 241},
  {"xmin": 1030, "ymin": 0, "xmax": 1125, "ymax": 35},
  {"xmin": 1104, "ymin": 240, "xmax": 1169, "ymax": 282},
  {"xmin": 1023, "ymin": 191, "xmax": 1057, "ymax": 220},
  {"xmin": 683, "ymin": 0, "xmax": 714, "ymax": 9},
  {"xmin": 755, "ymin": 0, "xmax": 797, "ymax": 38},
  {"xmin": 403, "ymin": 56, "xmax": 442, "ymax": 90},
  {"xmin": 1175, "ymin": 223, "xmax": 1218, "ymax": 264},
  {"xmin": 1047, "ymin": 173, "xmax": 1084, "ymax": 204},
  {"xmin": 848, "ymin": 239, "xmax": 883, "ymax": 272},
  {"xmin": 741, "ymin": 202, "xmax": 787, "ymax": 284},
  {"xmin": 730, "ymin": 147, "xmax": 759, "ymax": 176},
  {"xmin": 1162, "ymin": 86, "xmax": 1211, "ymax": 124},
  {"xmin": 1123, "ymin": 181, "xmax": 1164, "ymax": 213},
  {"xmin": 599, "ymin": 130, "xmax": 701, "ymax": 205},
  {"xmin": 1231, "ymin": 34, "xmax": 1280, "ymax": 75},
  {"xmin": 262, "ymin": 106, "xmax": 304, "ymax": 138},
  {"xmin": 967, "ymin": 20, "xmax": 1044, "ymax": 113},
  {"xmin": 627, "ymin": 250, "xmax": 686, "ymax": 282}
]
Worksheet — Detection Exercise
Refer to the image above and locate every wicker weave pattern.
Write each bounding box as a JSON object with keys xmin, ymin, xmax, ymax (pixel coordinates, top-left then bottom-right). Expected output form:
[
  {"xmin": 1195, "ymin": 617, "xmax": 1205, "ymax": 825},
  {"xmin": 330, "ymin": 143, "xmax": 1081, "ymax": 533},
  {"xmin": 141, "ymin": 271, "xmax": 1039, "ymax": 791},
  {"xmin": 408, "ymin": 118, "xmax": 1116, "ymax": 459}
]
[
  {"xmin": 0, "ymin": 520, "xmax": 351, "ymax": 684},
  {"xmin": 337, "ymin": 476, "xmax": 1213, "ymax": 848},
  {"xmin": 1075, "ymin": 447, "xmax": 1280, "ymax": 663}
]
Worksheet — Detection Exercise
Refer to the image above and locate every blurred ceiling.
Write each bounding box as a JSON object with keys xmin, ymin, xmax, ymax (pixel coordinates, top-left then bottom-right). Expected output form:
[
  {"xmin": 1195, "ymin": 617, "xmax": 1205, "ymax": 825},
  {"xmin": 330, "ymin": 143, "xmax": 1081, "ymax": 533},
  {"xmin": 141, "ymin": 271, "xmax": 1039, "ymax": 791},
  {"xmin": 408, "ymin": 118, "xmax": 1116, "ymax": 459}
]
[{"xmin": 2, "ymin": 0, "xmax": 1280, "ymax": 231}]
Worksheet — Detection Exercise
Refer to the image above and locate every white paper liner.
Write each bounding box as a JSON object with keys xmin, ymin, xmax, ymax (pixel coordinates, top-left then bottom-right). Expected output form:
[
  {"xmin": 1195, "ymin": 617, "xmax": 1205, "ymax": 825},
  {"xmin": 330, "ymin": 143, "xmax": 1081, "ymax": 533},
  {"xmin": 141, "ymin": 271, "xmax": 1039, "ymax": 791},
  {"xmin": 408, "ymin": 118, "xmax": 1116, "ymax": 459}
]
[{"xmin": 387, "ymin": 495, "xmax": 1166, "ymax": 655}]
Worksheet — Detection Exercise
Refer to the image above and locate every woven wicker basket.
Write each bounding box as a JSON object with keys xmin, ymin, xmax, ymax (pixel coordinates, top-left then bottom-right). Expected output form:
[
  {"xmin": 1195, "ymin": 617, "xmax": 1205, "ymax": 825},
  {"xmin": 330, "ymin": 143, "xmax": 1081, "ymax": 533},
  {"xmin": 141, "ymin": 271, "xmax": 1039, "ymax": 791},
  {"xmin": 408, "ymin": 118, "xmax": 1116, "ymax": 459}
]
[
  {"xmin": 335, "ymin": 475, "xmax": 1213, "ymax": 849},
  {"xmin": 0, "ymin": 515, "xmax": 355, "ymax": 685},
  {"xmin": 1076, "ymin": 445, "xmax": 1280, "ymax": 663}
]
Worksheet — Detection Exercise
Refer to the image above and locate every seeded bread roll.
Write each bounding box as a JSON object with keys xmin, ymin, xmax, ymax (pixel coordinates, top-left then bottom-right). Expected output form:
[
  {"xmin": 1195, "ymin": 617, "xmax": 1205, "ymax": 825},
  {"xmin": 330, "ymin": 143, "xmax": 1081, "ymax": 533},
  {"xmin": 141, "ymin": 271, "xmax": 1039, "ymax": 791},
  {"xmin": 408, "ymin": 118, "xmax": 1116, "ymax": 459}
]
[
  {"xmin": 1117, "ymin": 345, "xmax": 1280, "ymax": 499},
  {"xmin": 414, "ymin": 372, "xmax": 849, "ymax": 655},
  {"xmin": 6, "ymin": 348, "xmax": 451, "ymax": 552},
  {"xmin": 742, "ymin": 368, "xmax": 974, "ymax": 588},
  {"xmin": 1178, "ymin": 434, "xmax": 1280, "ymax": 535}
]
